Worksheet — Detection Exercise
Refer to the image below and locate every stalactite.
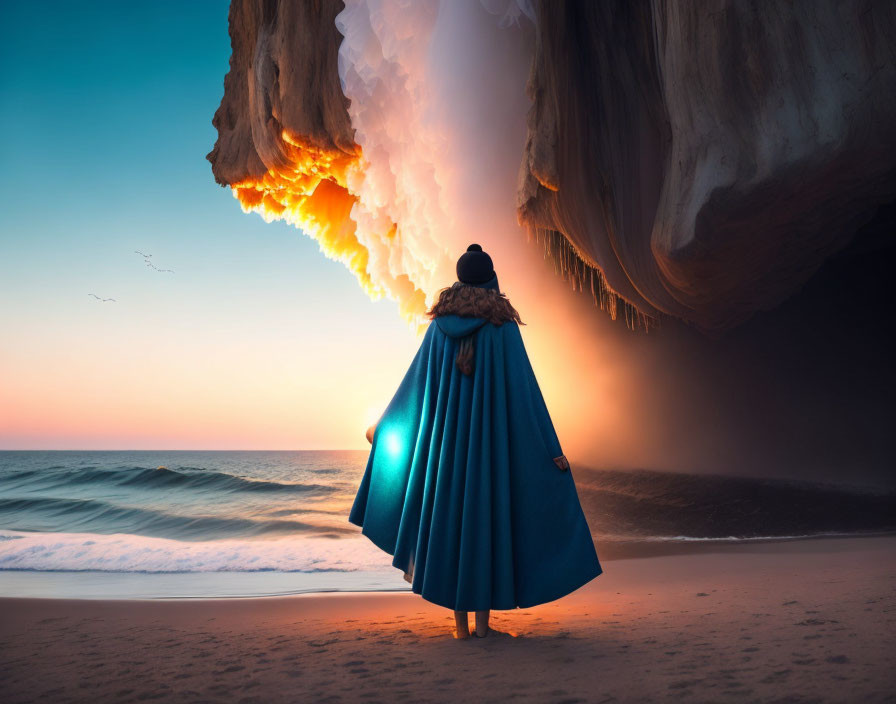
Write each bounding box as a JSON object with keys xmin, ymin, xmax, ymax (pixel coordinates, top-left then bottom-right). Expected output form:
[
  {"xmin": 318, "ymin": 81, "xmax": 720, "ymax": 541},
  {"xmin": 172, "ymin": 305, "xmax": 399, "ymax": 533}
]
[{"xmin": 528, "ymin": 225, "xmax": 656, "ymax": 331}]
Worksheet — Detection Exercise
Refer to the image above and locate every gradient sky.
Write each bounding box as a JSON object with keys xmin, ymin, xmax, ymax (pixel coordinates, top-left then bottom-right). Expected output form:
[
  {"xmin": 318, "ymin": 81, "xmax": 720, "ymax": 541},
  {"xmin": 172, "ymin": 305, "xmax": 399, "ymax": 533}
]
[{"xmin": 0, "ymin": 1, "xmax": 420, "ymax": 449}]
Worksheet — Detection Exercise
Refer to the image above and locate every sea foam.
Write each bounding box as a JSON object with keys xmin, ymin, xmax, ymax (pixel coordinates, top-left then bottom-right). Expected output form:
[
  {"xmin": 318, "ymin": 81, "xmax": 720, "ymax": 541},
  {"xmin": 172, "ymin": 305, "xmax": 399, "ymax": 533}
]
[{"xmin": 0, "ymin": 530, "xmax": 393, "ymax": 574}]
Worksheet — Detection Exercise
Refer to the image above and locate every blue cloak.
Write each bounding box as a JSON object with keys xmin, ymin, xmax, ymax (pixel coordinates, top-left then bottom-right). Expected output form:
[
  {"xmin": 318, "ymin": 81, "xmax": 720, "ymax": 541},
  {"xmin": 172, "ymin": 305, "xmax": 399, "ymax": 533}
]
[{"xmin": 349, "ymin": 304, "xmax": 602, "ymax": 612}]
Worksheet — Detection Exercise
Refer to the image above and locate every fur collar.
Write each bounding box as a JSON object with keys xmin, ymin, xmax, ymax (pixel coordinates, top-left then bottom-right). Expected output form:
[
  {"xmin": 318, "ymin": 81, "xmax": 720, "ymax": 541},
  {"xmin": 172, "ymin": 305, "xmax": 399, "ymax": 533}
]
[{"xmin": 426, "ymin": 282, "xmax": 523, "ymax": 327}]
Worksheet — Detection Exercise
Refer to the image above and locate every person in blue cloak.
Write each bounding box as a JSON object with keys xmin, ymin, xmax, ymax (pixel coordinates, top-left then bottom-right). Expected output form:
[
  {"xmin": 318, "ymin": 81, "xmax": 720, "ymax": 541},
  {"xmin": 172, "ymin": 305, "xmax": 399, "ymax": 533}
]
[{"xmin": 349, "ymin": 244, "xmax": 602, "ymax": 639}]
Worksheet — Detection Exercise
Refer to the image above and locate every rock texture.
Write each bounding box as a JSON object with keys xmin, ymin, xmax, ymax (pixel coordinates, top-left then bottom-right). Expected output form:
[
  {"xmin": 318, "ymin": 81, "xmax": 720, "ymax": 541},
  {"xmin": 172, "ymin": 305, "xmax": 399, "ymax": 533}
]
[
  {"xmin": 207, "ymin": 0, "xmax": 355, "ymax": 186},
  {"xmin": 206, "ymin": 0, "xmax": 390, "ymax": 298},
  {"xmin": 519, "ymin": 0, "xmax": 896, "ymax": 331},
  {"xmin": 209, "ymin": 0, "xmax": 896, "ymax": 333}
]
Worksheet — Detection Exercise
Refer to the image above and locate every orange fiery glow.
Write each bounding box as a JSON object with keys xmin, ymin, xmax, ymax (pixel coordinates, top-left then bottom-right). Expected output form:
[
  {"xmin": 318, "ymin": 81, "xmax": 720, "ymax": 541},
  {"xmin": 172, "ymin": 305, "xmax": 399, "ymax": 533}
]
[
  {"xmin": 231, "ymin": 131, "xmax": 377, "ymax": 295},
  {"xmin": 230, "ymin": 130, "xmax": 428, "ymax": 324}
]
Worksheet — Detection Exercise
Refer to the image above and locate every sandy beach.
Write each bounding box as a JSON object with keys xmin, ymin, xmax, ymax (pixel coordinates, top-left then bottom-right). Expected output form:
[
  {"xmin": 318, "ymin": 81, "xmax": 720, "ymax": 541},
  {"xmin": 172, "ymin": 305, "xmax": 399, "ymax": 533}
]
[{"xmin": 1, "ymin": 535, "xmax": 894, "ymax": 703}]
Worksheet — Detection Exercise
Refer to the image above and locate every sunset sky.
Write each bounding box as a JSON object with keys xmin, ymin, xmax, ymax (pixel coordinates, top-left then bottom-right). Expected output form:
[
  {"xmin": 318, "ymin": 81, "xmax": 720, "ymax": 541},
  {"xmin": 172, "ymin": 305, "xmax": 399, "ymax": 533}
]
[
  {"xmin": 1, "ymin": 0, "xmax": 893, "ymax": 498},
  {"xmin": 0, "ymin": 1, "xmax": 420, "ymax": 450}
]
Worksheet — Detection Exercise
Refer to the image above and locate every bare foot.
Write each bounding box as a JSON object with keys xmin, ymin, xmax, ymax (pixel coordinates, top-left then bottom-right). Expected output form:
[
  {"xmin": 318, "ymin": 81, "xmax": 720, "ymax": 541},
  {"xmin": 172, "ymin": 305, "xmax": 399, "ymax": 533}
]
[
  {"xmin": 454, "ymin": 610, "xmax": 470, "ymax": 639},
  {"xmin": 475, "ymin": 610, "xmax": 490, "ymax": 638}
]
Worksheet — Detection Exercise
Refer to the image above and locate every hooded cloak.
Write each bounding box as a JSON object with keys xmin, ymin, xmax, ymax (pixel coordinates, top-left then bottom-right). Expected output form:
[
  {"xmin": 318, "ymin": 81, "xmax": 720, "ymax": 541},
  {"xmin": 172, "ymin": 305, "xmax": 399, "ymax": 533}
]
[{"xmin": 349, "ymin": 277, "xmax": 601, "ymax": 611}]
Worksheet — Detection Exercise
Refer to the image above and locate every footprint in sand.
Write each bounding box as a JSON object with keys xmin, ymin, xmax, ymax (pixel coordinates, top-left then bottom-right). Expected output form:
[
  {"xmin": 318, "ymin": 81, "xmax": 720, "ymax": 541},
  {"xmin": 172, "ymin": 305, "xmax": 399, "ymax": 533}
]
[{"xmin": 669, "ymin": 679, "xmax": 702, "ymax": 690}]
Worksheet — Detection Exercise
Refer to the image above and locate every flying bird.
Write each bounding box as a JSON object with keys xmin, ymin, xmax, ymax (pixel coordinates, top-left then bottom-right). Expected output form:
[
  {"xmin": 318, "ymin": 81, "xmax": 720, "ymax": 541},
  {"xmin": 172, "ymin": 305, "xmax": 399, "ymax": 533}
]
[
  {"xmin": 88, "ymin": 294, "xmax": 116, "ymax": 302},
  {"xmin": 135, "ymin": 250, "xmax": 174, "ymax": 273}
]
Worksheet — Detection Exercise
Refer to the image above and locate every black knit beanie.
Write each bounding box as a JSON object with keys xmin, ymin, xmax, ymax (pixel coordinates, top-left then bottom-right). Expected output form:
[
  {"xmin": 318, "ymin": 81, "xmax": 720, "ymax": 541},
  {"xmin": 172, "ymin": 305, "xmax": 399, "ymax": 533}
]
[{"xmin": 456, "ymin": 244, "xmax": 495, "ymax": 285}]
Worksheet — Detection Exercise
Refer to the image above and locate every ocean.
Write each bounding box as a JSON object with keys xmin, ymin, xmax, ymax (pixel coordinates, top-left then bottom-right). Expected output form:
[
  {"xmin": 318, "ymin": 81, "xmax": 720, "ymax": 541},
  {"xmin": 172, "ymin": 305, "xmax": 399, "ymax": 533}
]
[{"xmin": 0, "ymin": 451, "xmax": 893, "ymax": 599}]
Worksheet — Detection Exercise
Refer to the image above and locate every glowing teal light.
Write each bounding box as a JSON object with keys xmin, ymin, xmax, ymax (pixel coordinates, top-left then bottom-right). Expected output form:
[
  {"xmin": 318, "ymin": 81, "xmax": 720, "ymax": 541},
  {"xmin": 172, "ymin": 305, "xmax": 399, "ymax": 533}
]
[
  {"xmin": 373, "ymin": 425, "xmax": 409, "ymax": 492},
  {"xmin": 384, "ymin": 430, "xmax": 402, "ymax": 458}
]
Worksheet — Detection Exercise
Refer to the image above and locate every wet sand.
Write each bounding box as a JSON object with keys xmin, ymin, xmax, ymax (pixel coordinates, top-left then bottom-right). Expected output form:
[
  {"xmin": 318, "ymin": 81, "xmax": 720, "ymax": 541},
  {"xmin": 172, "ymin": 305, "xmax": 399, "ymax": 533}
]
[{"xmin": 1, "ymin": 536, "xmax": 894, "ymax": 703}]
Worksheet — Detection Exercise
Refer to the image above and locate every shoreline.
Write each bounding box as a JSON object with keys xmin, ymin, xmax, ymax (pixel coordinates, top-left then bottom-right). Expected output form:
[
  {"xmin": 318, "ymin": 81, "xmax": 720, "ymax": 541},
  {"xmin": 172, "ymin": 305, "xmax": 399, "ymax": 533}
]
[
  {"xmin": 2, "ymin": 532, "xmax": 893, "ymax": 601},
  {"xmin": 2, "ymin": 535, "xmax": 894, "ymax": 702}
]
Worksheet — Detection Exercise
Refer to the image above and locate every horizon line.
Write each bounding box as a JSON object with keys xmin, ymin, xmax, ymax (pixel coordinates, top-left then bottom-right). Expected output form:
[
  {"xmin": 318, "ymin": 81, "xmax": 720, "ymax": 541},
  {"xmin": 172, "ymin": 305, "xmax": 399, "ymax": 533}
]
[{"xmin": 0, "ymin": 448, "xmax": 371, "ymax": 452}]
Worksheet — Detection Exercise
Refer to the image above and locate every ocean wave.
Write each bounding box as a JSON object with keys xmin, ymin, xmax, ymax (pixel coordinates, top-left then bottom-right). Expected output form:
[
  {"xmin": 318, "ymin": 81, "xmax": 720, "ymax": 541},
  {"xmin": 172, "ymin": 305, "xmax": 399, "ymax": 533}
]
[
  {"xmin": 575, "ymin": 468, "xmax": 896, "ymax": 540},
  {"xmin": 0, "ymin": 497, "xmax": 355, "ymax": 541},
  {"xmin": 0, "ymin": 465, "xmax": 337, "ymax": 496},
  {"xmin": 2, "ymin": 457, "xmax": 893, "ymax": 553},
  {"xmin": 0, "ymin": 530, "xmax": 390, "ymax": 573}
]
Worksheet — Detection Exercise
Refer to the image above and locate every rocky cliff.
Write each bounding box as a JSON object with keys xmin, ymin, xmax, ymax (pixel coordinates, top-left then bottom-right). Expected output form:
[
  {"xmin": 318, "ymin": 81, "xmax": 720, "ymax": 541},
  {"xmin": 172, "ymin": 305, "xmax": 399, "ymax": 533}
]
[
  {"xmin": 519, "ymin": 0, "xmax": 896, "ymax": 331},
  {"xmin": 208, "ymin": 0, "xmax": 896, "ymax": 332}
]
